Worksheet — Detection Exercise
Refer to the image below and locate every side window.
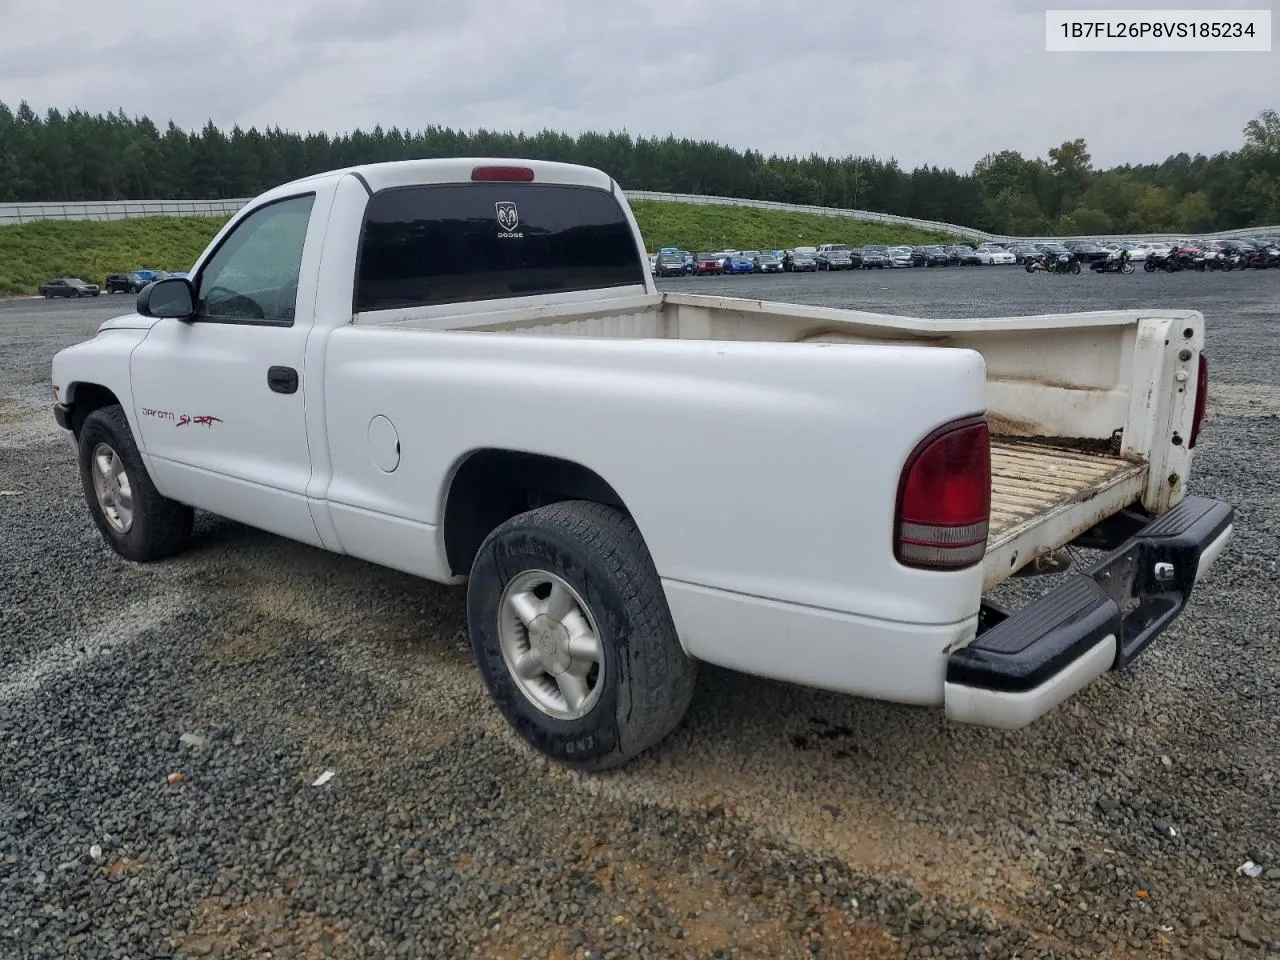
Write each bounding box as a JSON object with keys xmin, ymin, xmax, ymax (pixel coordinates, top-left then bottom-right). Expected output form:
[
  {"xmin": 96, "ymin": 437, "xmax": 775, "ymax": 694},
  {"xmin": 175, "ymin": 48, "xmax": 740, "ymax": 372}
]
[
  {"xmin": 354, "ymin": 183, "xmax": 646, "ymax": 312},
  {"xmin": 195, "ymin": 194, "xmax": 316, "ymax": 323}
]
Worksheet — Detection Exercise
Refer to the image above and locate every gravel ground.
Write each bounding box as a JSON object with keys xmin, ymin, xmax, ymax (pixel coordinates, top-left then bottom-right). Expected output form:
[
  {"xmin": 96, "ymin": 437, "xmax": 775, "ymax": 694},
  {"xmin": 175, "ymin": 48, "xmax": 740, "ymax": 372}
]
[{"xmin": 1, "ymin": 268, "xmax": 1277, "ymax": 960}]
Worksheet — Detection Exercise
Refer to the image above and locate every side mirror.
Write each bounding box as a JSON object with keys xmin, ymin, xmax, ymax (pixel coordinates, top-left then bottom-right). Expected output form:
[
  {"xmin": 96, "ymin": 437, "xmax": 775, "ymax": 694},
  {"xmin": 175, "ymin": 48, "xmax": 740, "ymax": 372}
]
[{"xmin": 137, "ymin": 277, "xmax": 195, "ymax": 320}]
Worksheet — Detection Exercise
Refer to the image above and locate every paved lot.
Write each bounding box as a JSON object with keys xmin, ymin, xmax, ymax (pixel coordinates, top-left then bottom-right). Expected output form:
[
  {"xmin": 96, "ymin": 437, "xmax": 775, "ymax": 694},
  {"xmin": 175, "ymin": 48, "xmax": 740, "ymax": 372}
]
[{"xmin": 1, "ymin": 269, "xmax": 1277, "ymax": 959}]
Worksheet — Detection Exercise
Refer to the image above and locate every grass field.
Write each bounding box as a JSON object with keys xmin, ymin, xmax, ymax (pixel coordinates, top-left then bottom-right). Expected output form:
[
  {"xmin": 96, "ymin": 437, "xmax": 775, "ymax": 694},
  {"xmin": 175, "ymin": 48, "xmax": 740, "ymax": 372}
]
[
  {"xmin": 0, "ymin": 216, "xmax": 231, "ymax": 297},
  {"xmin": 628, "ymin": 200, "xmax": 954, "ymax": 253},
  {"xmin": 0, "ymin": 201, "xmax": 955, "ymax": 297}
]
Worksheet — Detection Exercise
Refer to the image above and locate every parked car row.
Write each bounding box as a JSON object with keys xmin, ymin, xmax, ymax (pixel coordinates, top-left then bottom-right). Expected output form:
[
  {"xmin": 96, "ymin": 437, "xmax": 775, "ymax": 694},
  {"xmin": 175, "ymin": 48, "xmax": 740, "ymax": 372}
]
[
  {"xmin": 648, "ymin": 243, "xmax": 1020, "ymax": 276},
  {"xmin": 648, "ymin": 233, "xmax": 1280, "ymax": 278},
  {"xmin": 38, "ymin": 268, "xmax": 193, "ymax": 299}
]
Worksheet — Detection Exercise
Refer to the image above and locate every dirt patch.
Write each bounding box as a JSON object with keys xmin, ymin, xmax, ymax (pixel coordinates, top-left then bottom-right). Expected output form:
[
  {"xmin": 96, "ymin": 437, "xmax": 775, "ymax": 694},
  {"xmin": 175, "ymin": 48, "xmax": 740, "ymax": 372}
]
[
  {"xmin": 179, "ymin": 895, "xmax": 348, "ymax": 959},
  {"xmin": 0, "ymin": 395, "xmax": 58, "ymax": 447},
  {"xmin": 1206, "ymin": 382, "xmax": 1280, "ymax": 418},
  {"xmin": 105, "ymin": 857, "xmax": 149, "ymax": 878}
]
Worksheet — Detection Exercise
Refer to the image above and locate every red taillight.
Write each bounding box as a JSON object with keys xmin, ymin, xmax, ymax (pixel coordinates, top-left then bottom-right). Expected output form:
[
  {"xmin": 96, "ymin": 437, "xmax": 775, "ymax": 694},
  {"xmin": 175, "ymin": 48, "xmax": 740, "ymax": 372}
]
[
  {"xmin": 894, "ymin": 415, "xmax": 991, "ymax": 571},
  {"xmin": 471, "ymin": 165, "xmax": 535, "ymax": 182},
  {"xmin": 1188, "ymin": 354, "xmax": 1209, "ymax": 448}
]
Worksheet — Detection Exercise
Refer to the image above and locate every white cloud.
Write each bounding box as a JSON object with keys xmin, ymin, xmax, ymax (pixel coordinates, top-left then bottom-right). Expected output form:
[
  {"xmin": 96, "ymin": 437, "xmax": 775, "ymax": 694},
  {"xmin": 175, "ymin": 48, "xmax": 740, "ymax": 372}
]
[{"xmin": 1, "ymin": 0, "xmax": 1273, "ymax": 172}]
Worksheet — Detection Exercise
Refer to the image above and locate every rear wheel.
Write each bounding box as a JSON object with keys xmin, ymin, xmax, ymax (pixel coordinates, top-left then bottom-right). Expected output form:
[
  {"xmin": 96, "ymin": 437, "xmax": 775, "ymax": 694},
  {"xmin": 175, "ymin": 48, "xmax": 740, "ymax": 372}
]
[
  {"xmin": 78, "ymin": 405, "xmax": 194, "ymax": 562},
  {"xmin": 466, "ymin": 500, "xmax": 698, "ymax": 771}
]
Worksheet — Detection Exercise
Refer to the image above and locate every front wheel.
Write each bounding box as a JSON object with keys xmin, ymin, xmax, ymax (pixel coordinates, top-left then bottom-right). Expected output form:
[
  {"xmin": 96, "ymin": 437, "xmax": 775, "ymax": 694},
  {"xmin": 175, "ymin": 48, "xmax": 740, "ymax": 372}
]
[
  {"xmin": 467, "ymin": 500, "xmax": 698, "ymax": 771},
  {"xmin": 1025, "ymin": 262, "xmax": 1037, "ymax": 273},
  {"xmin": 77, "ymin": 405, "xmax": 194, "ymax": 562},
  {"xmin": 1121, "ymin": 262, "xmax": 1135, "ymax": 274},
  {"xmin": 1144, "ymin": 261, "xmax": 1157, "ymax": 272}
]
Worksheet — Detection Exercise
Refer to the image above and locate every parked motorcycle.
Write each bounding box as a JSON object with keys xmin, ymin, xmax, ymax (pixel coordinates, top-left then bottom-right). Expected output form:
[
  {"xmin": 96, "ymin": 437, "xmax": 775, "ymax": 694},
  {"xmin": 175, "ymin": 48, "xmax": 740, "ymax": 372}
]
[
  {"xmin": 1025, "ymin": 252, "xmax": 1080, "ymax": 275},
  {"xmin": 1242, "ymin": 247, "xmax": 1280, "ymax": 269},
  {"xmin": 1172, "ymin": 244, "xmax": 1208, "ymax": 271},
  {"xmin": 1091, "ymin": 252, "xmax": 1135, "ymax": 274},
  {"xmin": 1145, "ymin": 248, "xmax": 1183, "ymax": 272}
]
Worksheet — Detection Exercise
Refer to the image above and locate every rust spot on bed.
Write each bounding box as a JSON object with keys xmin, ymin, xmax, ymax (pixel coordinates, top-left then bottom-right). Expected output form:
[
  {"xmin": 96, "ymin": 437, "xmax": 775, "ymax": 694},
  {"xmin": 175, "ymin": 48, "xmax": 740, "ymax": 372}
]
[
  {"xmin": 792, "ymin": 324, "xmax": 943, "ymax": 344},
  {"xmin": 985, "ymin": 412, "xmax": 1040, "ymax": 436},
  {"xmin": 989, "ymin": 374, "xmax": 1111, "ymax": 392}
]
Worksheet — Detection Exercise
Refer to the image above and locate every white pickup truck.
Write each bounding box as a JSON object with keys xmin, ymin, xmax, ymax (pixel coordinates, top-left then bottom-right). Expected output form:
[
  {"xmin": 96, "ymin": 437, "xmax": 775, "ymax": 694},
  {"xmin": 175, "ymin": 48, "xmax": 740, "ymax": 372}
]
[{"xmin": 51, "ymin": 158, "xmax": 1233, "ymax": 770}]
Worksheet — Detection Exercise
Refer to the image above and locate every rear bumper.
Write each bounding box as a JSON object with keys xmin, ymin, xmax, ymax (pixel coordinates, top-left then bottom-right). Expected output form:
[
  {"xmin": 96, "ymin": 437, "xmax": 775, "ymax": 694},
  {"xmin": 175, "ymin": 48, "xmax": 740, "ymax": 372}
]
[{"xmin": 944, "ymin": 496, "xmax": 1234, "ymax": 730}]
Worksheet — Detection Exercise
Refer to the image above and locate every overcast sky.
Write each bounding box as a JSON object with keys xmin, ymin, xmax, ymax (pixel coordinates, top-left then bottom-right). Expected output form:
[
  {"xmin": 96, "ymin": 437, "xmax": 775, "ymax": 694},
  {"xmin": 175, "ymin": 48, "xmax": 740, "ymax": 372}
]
[{"xmin": 1, "ymin": 0, "xmax": 1274, "ymax": 173}]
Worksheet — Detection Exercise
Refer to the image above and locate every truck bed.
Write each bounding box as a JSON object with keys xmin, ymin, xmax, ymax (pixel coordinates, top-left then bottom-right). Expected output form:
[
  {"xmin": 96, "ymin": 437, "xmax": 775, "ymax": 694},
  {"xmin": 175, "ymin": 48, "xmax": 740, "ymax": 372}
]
[
  {"xmin": 363, "ymin": 290, "xmax": 1189, "ymax": 591},
  {"xmin": 984, "ymin": 439, "xmax": 1147, "ymax": 589}
]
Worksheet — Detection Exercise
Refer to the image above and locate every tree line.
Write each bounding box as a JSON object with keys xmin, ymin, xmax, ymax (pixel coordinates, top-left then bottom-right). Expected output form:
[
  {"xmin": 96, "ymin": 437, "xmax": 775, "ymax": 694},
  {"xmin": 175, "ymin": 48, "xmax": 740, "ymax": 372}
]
[{"xmin": 1, "ymin": 100, "xmax": 1277, "ymax": 236}]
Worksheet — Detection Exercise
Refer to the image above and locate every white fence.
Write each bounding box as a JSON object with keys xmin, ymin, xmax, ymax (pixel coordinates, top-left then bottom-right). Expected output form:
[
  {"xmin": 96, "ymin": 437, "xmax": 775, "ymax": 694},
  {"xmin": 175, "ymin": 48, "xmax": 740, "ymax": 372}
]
[{"xmin": 2, "ymin": 192, "xmax": 1276, "ymax": 244}]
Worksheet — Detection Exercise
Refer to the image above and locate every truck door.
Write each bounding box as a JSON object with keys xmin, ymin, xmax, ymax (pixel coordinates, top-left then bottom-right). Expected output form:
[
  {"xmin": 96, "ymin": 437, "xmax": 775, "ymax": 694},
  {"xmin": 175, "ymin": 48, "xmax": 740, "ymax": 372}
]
[{"xmin": 129, "ymin": 190, "xmax": 328, "ymax": 547}]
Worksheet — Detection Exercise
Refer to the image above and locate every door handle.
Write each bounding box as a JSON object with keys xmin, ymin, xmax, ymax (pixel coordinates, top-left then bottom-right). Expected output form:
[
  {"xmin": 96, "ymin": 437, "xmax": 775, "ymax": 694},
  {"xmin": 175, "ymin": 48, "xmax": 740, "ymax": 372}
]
[{"xmin": 267, "ymin": 366, "xmax": 299, "ymax": 394}]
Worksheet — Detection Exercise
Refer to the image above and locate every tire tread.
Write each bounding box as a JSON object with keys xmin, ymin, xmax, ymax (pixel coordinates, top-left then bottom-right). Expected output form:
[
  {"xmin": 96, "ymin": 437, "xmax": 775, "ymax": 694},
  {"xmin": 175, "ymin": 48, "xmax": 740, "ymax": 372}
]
[
  {"xmin": 470, "ymin": 500, "xmax": 697, "ymax": 771},
  {"xmin": 79, "ymin": 404, "xmax": 193, "ymax": 562}
]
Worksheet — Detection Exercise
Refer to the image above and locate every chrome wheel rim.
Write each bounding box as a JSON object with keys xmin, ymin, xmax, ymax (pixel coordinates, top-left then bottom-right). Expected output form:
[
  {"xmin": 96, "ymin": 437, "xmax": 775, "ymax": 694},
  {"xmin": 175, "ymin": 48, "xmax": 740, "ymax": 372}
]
[
  {"xmin": 498, "ymin": 569, "xmax": 605, "ymax": 721},
  {"xmin": 90, "ymin": 442, "xmax": 133, "ymax": 534}
]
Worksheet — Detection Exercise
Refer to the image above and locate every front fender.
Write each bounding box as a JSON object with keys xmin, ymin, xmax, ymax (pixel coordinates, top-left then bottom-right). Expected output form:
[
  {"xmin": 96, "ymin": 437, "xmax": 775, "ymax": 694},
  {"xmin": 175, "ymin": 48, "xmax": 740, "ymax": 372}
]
[{"xmin": 51, "ymin": 326, "xmax": 151, "ymax": 436}]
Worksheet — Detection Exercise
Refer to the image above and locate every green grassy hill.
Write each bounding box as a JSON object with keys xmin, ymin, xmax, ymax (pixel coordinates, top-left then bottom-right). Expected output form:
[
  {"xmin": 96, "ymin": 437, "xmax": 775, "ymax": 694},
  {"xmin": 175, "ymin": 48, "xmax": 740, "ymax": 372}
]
[
  {"xmin": 0, "ymin": 216, "xmax": 230, "ymax": 297},
  {"xmin": 628, "ymin": 199, "xmax": 955, "ymax": 253},
  {"xmin": 0, "ymin": 201, "xmax": 956, "ymax": 297}
]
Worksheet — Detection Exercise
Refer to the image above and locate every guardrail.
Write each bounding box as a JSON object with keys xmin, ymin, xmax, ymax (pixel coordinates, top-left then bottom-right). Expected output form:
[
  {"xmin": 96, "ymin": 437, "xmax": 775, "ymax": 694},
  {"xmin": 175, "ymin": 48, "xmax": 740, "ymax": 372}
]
[
  {"xmin": 0, "ymin": 199, "xmax": 248, "ymax": 225},
  {"xmin": 2, "ymin": 193, "xmax": 1276, "ymax": 244}
]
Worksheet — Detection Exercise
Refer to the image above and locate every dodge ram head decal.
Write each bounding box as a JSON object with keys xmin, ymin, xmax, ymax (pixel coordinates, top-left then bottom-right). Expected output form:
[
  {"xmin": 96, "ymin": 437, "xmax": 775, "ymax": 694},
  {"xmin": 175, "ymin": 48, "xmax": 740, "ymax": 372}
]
[{"xmin": 495, "ymin": 201, "xmax": 519, "ymax": 232}]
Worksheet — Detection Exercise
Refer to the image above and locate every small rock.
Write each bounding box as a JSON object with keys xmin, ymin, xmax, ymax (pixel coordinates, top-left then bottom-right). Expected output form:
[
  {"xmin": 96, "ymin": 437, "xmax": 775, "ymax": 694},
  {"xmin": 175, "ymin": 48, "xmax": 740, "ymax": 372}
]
[
  {"xmin": 166, "ymin": 771, "xmax": 184, "ymax": 785},
  {"xmin": 88, "ymin": 844, "xmax": 102, "ymax": 862},
  {"xmin": 1267, "ymin": 868, "xmax": 1280, "ymax": 881},
  {"xmin": 179, "ymin": 733, "xmax": 205, "ymax": 749},
  {"xmin": 1098, "ymin": 796, "xmax": 1120, "ymax": 813},
  {"xmin": 1239, "ymin": 924, "xmax": 1261, "ymax": 948}
]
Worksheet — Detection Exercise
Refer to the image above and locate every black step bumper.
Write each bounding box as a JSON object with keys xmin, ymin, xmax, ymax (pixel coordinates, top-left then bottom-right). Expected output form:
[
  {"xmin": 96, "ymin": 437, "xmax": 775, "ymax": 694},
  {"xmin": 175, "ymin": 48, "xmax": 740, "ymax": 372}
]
[{"xmin": 944, "ymin": 496, "xmax": 1234, "ymax": 729}]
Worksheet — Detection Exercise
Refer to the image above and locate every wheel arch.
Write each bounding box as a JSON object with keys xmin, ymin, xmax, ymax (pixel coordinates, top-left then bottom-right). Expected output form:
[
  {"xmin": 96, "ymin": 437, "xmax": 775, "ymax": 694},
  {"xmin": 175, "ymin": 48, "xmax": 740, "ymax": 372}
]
[
  {"xmin": 441, "ymin": 448, "xmax": 633, "ymax": 578},
  {"xmin": 62, "ymin": 381, "xmax": 124, "ymax": 436}
]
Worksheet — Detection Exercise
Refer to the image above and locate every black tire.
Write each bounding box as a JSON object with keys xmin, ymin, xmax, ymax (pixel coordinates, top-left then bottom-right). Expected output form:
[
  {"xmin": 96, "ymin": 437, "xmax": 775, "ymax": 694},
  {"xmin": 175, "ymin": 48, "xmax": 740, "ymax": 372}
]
[
  {"xmin": 77, "ymin": 404, "xmax": 194, "ymax": 562},
  {"xmin": 466, "ymin": 500, "xmax": 698, "ymax": 771}
]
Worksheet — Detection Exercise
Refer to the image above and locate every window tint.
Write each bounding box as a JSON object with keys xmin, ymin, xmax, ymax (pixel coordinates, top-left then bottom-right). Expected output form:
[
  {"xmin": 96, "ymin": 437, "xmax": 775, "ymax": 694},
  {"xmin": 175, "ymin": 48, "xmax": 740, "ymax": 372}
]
[
  {"xmin": 355, "ymin": 183, "xmax": 646, "ymax": 311},
  {"xmin": 196, "ymin": 194, "xmax": 315, "ymax": 323}
]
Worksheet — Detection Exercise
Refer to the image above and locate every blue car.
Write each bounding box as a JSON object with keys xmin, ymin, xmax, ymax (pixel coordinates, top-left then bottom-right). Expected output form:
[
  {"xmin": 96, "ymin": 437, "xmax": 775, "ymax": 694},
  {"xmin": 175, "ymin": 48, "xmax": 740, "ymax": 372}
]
[{"xmin": 723, "ymin": 254, "xmax": 755, "ymax": 274}]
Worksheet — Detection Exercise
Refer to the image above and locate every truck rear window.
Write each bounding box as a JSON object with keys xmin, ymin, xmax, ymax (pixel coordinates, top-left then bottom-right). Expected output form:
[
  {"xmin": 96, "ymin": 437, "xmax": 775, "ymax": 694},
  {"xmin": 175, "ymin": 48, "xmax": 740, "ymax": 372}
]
[{"xmin": 354, "ymin": 183, "xmax": 646, "ymax": 311}]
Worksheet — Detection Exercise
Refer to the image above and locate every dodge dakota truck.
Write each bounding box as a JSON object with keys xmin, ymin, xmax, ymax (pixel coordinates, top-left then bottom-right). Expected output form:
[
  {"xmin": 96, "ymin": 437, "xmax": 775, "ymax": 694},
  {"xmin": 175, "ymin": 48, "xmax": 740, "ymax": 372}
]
[{"xmin": 50, "ymin": 158, "xmax": 1233, "ymax": 770}]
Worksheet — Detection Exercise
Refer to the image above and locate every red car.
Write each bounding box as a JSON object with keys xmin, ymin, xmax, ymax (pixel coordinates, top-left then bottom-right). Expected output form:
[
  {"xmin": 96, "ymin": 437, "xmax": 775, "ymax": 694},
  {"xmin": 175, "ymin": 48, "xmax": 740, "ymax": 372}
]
[{"xmin": 694, "ymin": 253, "xmax": 723, "ymax": 275}]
